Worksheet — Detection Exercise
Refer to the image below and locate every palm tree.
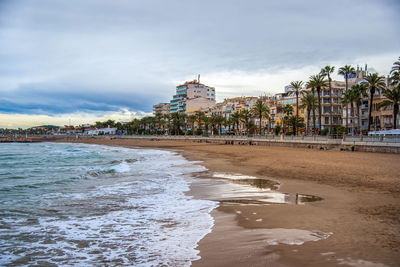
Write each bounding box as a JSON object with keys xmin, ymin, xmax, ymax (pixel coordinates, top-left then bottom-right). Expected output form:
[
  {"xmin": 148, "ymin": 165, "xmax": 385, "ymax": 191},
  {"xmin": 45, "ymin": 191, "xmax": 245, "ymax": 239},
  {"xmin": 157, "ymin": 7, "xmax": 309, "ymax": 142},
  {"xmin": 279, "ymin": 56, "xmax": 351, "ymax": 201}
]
[
  {"xmin": 279, "ymin": 104, "xmax": 294, "ymax": 134},
  {"xmin": 391, "ymin": 56, "xmax": 400, "ymax": 73},
  {"xmin": 379, "ymin": 87, "xmax": 400, "ymax": 129},
  {"xmin": 154, "ymin": 112, "xmax": 163, "ymax": 134},
  {"xmin": 171, "ymin": 112, "xmax": 185, "ymax": 135},
  {"xmin": 363, "ymin": 73, "xmax": 386, "ymax": 131},
  {"xmin": 187, "ymin": 114, "xmax": 197, "ymax": 135},
  {"xmin": 338, "ymin": 65, "xmax": 356, "ymax": 133},
  {"xmin": 320, "ymin": 66, "xmax": 335, "ymax": 135},
  {"xmin": 308, "ymin": 74, "xmax": 327, "ymax": 134},
  {"xmin": 300, "ymin": 93, "xmax": 317, "ymax": 135},
  {"xmin": 212, "ymin": 115, "xmax": 225, "ymax": 136},
  {"xmin": 231, "ymin": 111, "xmax": 241, "ymax": 135},
  {"xmin": 350, "ymin": 84, "xmax": 367, "ymax": 135},
  {"xmin": 223, "ymin": 117, "xmax": 231, "ymax": 133},
  {"xmin": 264, "ymin": 108, "xmax": 271, "ymax": 134},
  {"xmin": 288, "ymin": 81, "xmax": 304, "ymax": 135},
  {"xmin": 342, "ymin": 89, "xmax": 356, "ymax": 135},
  {"xmin": 203, "ymin": 116, "xmax": 212, "ymax": 136},
  {"xmin": 390, "ymin": 56, "xmax": 400, "ymax": 88},
  {"xmin": 306, "ymin": 80, "xmax": 317, "ymax": 135},
  {"xmin": 240, "ymin": 109, "xmax": 252, "ymax": 135},
  {"xmin": 195, "ymin": 111, "xmax": 205, "ymax": 134},
  {"xmin": 251, "ymin": 99, "xmax": 269, "ymax": 135}
]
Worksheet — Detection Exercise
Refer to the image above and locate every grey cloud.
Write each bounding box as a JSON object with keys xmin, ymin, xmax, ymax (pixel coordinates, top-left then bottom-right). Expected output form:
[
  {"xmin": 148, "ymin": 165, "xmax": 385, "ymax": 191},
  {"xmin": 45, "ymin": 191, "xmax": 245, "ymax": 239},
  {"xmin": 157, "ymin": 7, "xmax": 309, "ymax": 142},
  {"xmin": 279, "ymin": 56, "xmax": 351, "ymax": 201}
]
[{"xmin": 0, "ymin": 0, "xmax": 399, "ymax": 116}]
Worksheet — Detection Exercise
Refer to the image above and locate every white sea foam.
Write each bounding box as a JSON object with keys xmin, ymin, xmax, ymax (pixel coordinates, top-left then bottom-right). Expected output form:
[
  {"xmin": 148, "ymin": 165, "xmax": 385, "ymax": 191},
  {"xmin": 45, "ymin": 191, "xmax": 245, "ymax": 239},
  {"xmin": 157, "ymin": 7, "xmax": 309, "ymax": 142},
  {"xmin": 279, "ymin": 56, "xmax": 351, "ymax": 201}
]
[{"xmin": 111, "ymin": 161, "xmax": 131, "ymax": 173}]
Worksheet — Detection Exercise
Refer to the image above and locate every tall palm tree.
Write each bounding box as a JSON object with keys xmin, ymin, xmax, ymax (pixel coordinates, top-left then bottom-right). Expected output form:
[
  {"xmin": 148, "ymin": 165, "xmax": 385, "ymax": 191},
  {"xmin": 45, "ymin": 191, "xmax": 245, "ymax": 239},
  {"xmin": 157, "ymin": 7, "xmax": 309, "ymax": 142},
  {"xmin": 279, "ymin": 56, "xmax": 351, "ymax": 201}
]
[
  {"xmin": 240, "ymin": 109, "xmax": 252, "ymax": 136},
  {"xmin": 320, "ymin": 66, "xmax": 335, "ymax": 135},
  {"xmin": 379, "ymin": 86, "xmax": 400, "ymax": 129},
  {"xmin": 231, "ymin": 111, "xmax": 241, "ymax": 135},
  {"xmin": 288, "ymin": 80, "xmax": 304, "ymax": 135},
  {"xmin": 363, "ymin": 73, "xmax": 386, "ymax": 131},
  {"xmin": 342, "ymin": 89, "xmax": 357, "ymax": 136},
  {"xmin": 264, "ymin": 108, "xmax": 271, "ymax": 134},
  {"xmin": 306, "ymin": 80, "xmax": 317, "ymax": 135},
  {"xmin": 308, "ymin": 74, "xmax": 327, "ymax": 134},
  {"xmin": 251, "ymin": 99, "xmax": 269, "ymax": 135},
  {"xmin": 338, "ymin": 65, "xmax": 356, "ymax": 133},
  {"xmin": 350, "ymin": 84, "xmax": 367, "ymax": 135},
  {"xmin": 300, "ymin": 93, "xmax": 317, "ymax": 135}
]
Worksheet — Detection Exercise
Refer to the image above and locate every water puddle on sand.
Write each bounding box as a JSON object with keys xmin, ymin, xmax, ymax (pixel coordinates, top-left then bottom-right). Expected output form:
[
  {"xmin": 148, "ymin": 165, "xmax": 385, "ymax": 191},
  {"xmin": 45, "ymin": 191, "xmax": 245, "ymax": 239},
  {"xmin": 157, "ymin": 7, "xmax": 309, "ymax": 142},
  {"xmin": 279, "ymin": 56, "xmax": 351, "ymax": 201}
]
[
  {"xmin": 336, "ymin": 257, "xmax": 389, "ymax": 267},
  {"xmin": 261, "ymin": 228, "xmax": 332, "ymax": 246},
  {"xmin": 211, "ymin": 172, "xmax": 322, "ymax": 205}
]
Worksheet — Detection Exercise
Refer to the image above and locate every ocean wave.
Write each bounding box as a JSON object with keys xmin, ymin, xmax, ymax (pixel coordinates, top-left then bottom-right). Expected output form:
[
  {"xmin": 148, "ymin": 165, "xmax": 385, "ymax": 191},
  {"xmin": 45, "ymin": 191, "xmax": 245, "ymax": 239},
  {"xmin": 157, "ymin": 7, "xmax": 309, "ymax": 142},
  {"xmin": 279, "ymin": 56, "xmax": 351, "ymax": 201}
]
[{"xmin": 0, "ymin": 143, "xmax": 217, "ymax": 266}]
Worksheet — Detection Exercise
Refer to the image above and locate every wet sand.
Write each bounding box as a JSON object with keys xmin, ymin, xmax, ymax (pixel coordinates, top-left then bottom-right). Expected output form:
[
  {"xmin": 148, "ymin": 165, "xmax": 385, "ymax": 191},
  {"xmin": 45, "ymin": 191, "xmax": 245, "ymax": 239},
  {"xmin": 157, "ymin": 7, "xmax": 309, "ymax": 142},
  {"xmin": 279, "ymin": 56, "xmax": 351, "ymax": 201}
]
[{"xmin": 58, "ymin": 138, "xmax": 400, "ymax": 266}]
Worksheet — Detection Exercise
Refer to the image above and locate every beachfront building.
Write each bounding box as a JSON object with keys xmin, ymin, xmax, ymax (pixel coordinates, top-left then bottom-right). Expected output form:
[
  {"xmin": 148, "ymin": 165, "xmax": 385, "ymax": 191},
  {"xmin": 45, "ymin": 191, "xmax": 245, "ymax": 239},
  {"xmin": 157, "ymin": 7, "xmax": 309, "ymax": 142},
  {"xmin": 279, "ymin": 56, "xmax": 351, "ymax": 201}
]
[
  {"xmin": 186, "ymin": 97, "xmax": 216, "ymax": 115},
  {"xmin": 344, "ymin": 66, "xmax": 369, "ymax": 134},
  {"xmin": 298, "ymin": 80, "xmax": 345, "ymax": 133},
  {"xmin": 342, "ymin": 65, "xmax": 395, "ymax": 134},
  {"xmin": 84, "ymin": 127, "xmax": 117, "ymax": 135},
  {"xmin": 268, "ymin": 92, "xmax": 306, "ymax": 130},
  {"xmin": 367, "ymin": 76, "xmax": 397, "ymax": 132},
  {"xmin": 321, "ymin": 80, "xmax": 345, "ymax": 131},
  {"xmin": 220, "ymin": 97, "xmax": 243, "ymax": 119},
  {"xmin": 170, "ymin": 80, "xmax": 216, "ymax": 114},
  {"xmin": 343, "ymin": 66, "xmax": 394, "ymax": 134},
  {"xmin": 152, "ymin": 103, "xmax": 170, "ymax": 115}
]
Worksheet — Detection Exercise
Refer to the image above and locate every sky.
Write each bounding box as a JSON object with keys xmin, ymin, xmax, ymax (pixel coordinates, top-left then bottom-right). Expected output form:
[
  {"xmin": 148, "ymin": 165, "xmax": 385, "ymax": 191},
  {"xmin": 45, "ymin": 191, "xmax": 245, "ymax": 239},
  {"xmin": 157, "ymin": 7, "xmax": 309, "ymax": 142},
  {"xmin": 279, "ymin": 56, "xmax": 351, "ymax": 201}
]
[{"xmin": 0, "ymin": 0, "xmax": 399, "ymax": 128}]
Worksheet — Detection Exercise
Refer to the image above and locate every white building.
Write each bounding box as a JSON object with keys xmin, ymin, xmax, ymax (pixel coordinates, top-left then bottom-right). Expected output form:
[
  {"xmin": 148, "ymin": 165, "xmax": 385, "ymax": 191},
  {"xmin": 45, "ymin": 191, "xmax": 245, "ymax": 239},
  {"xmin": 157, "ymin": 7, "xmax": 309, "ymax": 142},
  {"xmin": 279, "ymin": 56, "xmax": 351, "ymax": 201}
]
[
  {"xmin": 170, "ymin": 80, "xmax": 216, "ymax": 113},
  {"xmin": 85, "ymin": 128, "xmax": 117, "ymax": 135}
]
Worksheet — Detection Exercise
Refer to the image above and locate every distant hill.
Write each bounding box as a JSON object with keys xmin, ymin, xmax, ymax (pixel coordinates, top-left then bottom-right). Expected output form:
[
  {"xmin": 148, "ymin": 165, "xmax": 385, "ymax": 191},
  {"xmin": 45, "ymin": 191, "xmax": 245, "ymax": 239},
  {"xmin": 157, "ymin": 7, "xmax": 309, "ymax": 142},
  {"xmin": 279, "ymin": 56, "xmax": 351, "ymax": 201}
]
[{"xmin": 30, "ymin": 125, "xmax": 60, "ymax": 129}]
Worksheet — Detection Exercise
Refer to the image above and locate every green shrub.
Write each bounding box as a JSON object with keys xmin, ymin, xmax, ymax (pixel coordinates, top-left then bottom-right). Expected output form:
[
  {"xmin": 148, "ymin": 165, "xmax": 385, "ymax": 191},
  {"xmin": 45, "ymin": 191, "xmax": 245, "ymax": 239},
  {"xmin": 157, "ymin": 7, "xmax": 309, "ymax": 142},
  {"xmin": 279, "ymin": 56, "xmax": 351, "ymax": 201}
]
[
  {"xmin": 321, "ymin": 128, "xmax": 329, "ymax": 136},
  {"xmin": 274, "ymin": 126, "xmax": 282, "ymax": 135}
]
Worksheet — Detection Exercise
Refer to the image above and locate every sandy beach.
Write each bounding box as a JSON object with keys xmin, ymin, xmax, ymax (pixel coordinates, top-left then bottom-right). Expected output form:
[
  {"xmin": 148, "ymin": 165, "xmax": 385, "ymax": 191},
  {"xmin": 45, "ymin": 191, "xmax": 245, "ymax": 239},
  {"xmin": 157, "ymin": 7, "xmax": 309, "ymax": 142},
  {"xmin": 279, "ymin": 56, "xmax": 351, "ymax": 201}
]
[{"xmin": 58, "ymin": 138, "xmax": 400, "ymax": 266}]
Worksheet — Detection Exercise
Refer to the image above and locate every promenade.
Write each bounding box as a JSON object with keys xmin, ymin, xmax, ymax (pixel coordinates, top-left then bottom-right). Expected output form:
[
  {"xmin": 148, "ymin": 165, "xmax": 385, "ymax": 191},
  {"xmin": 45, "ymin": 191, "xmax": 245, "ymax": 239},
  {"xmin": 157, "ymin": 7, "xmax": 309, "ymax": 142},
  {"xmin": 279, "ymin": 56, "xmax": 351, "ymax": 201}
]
[{"xmin": 2, "ymin": 134, "xmax": 400, "ymax": 153}]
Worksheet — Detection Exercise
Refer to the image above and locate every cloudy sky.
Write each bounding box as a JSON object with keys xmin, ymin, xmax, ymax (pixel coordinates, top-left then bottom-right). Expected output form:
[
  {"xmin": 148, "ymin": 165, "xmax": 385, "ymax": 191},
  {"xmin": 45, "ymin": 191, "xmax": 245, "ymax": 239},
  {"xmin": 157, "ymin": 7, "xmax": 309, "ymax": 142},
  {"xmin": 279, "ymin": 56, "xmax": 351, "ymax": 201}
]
[{"xmin": 0, "ymin": 0, "xmax": 399, "ymax": 128}]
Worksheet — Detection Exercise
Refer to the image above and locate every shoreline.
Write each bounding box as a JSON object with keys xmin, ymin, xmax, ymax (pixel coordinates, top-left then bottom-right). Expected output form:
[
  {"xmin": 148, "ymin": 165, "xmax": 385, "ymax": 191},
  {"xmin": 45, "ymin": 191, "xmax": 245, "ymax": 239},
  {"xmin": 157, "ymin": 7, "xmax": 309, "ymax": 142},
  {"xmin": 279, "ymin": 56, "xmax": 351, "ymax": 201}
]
[{"xmin": 52, "ymin": 138, "xmax": 400, "ymax": 266}]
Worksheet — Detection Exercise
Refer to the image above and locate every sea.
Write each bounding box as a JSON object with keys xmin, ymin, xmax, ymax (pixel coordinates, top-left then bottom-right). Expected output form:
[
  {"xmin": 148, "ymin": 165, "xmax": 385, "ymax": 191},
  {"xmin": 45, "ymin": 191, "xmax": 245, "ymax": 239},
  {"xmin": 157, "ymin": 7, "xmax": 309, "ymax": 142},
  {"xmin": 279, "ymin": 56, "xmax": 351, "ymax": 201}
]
[{"xmin": 0, "ymin": 142, "xmax": 218, "ymax": 266}]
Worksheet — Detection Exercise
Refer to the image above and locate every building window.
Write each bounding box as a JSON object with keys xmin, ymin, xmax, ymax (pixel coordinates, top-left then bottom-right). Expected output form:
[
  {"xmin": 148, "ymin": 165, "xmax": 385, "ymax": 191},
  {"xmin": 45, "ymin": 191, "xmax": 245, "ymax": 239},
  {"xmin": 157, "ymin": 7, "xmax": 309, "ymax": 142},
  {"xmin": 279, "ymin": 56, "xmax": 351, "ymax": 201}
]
[{"xmin": 325, "ymin": 117, "xmax": 329, "ymax": 124}]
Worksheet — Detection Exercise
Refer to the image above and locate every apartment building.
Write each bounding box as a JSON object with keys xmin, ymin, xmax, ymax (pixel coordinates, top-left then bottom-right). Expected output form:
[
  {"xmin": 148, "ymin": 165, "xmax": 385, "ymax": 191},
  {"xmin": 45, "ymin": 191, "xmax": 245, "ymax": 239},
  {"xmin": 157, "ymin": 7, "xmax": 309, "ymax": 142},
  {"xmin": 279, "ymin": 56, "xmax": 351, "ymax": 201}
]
[
  {"xmin": 320, "ymin": 80, "xmax": 345, "ymax": 130},
  {"xmin": 170, "ymin": 80, "xmax": 216, "ymax": 114},
  {"xmin": 152, "ymin": 103, "xmax": 170, "ymax": 115},
  {"xmin": 267, "ymin": 92, "xmax": 306, "ymax": 130},
  {"xmin": 347, "ymin": 66, "xmax": 395, "ymax": 134}
]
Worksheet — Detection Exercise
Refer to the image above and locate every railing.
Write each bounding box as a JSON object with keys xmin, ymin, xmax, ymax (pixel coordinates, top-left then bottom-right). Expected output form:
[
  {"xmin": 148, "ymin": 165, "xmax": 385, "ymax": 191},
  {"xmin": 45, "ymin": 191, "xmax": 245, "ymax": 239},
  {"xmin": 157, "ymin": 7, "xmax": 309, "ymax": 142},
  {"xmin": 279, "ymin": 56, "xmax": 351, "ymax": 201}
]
[
  {"xmin": 114, "ymin": 134, "xmax": 400, "ymax": 145},
  {"xmin": 2, "ymin": 134, "xmax": 399, "ymax": 146}
]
